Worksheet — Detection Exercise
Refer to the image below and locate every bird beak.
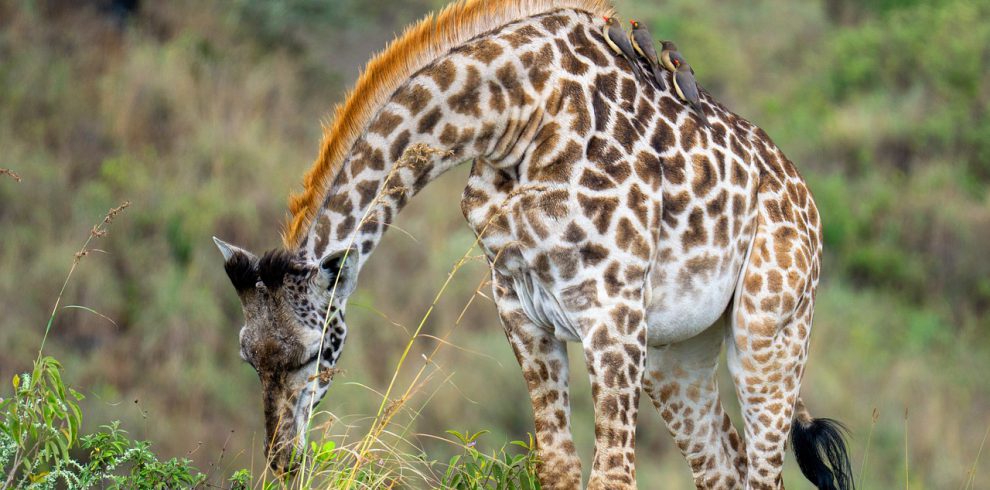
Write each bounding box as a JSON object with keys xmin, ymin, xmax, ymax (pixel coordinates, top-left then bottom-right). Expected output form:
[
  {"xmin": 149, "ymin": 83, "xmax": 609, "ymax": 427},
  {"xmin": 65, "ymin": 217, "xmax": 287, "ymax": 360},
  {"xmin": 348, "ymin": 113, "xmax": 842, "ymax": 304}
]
[{"xmin": 603, "ymin": 16, "xmax": 609, "ymax": 22}]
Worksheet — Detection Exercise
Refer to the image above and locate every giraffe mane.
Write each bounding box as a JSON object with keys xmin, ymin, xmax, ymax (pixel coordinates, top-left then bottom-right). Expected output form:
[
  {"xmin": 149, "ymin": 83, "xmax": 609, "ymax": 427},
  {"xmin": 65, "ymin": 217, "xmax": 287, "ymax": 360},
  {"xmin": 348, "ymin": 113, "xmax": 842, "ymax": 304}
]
[{"xmin": 283, "ymin": 0, "xmax": 615, "ymax": 248}]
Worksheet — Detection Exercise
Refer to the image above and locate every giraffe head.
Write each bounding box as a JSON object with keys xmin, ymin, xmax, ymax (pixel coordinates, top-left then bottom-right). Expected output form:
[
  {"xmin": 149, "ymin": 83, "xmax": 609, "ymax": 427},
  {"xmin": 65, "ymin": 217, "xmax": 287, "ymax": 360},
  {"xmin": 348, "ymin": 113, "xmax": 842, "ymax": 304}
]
[{"xmin": 213, "ymin": 237, "xmax": 357, "ymax": 475}]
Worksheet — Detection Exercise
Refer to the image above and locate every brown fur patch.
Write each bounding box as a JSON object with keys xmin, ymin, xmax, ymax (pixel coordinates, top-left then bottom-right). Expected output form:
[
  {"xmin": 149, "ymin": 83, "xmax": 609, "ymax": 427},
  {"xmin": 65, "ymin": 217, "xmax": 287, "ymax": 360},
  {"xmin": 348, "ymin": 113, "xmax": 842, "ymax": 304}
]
[
  {"xmin": 634, "ymin": 151, "xmax": 662, "ymax": 191},
  {"xmin": 577, "ymin": 194, "xmax": 619, "ymax": 234},
  {"xmin": 393, "ymin": 84, "xmax": 432, "ymax": 113},
  {"xmin": 522, "ymin": 44, "xmax": 554, "ymax": 91},
  {"xmin": 556, "ymin": 39, "xmax": 589, "ymax": 76},
  {"xmin": 448, "ymin": 65, "xmax": 483, "ymax": 118},
  {"xmin": 682, "ymin": 208, "xmax": 708, "ymax": 250},
  {"xmin": 428, "ymin": 59, "xmax": 457, "ymax": 91},
  {"xmin": 661, "ymin": 153, "xmax": 686, "ymax": 185},
  {"xmin": 368, "ymin": 110, "xmax": 404, "ymax": 137},
  {"xmin": 691, "ymin": 154, "xmax": 716, "ymax": 196},
  {"xmin": 463, "ymin": 38, "xmax": 504, "ymax": 63},
  {"xmin": 570, "ymin": 26, "xmax": 609, "ymax": 67},
  {"xmin": 417, "ymin": 106, "xmax": 443, "ymax": 134}
]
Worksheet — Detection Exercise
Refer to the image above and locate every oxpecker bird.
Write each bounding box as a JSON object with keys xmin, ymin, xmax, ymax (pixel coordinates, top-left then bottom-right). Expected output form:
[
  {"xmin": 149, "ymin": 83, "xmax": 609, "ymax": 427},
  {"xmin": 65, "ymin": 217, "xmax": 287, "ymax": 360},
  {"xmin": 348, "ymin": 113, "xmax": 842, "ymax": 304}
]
[
  {"xmin": 660, "ymin": 40, "xmax": 709, "ymax": 127},
  {"xmin": 659, "ymin": 40, "xmax": 688, "ymax": 73},
  {"xmin": 629, "ymin": 20, "xmax": 666, "ymax": 90},
  {"xmin": 602, "ymin": 17, "xmax": 645, "ymax": 80},
  {"xmin": 671, "ymin": 58, "xmax": 710, "ymax": 127}
]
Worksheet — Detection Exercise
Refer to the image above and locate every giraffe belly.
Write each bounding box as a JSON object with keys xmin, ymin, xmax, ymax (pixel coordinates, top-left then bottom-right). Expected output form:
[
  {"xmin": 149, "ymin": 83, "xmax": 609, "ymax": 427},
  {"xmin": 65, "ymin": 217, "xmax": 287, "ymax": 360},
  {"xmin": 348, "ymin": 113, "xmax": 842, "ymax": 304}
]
[{"xmin": 644, "ymin": 259, "xmax": 742, "ymax": 346}]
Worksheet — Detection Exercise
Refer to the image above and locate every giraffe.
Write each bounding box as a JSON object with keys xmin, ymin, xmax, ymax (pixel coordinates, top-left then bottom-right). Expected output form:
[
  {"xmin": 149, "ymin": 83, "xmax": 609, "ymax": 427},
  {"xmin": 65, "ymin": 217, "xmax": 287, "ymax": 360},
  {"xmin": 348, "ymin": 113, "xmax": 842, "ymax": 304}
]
[{"xmin": 212, "ymin": 0, "xmax": 854, "ymax": 488}]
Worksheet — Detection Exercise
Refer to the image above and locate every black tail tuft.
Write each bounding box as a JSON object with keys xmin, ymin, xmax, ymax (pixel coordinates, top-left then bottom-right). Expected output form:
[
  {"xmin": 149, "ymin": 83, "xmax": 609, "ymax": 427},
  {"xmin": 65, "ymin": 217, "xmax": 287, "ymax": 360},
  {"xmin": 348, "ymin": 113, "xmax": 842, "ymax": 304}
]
[{"xmin": 791, "ymin": 417, "xmax": 855, "ymax": 490}]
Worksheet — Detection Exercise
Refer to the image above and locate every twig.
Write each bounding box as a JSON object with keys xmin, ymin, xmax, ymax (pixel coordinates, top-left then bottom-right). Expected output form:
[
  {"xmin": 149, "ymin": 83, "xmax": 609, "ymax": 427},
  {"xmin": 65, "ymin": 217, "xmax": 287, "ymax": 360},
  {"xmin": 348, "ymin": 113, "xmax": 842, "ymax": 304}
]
[
  {"xmin": 308, "ymin": 367, "xmax": 345, "ymax": 384},
  {"xmin": 859, "ymin": 407, "xmax": 879, "ymax": 486},
  {"xmin": 344, "ymin": 194, "xmax": 537, "ymax": 487},
  {"xmin": 0, "ymin": 168, "xmax": 21, "ymax": 182},
  {"xmin": 904, "ymin": 407, "xmax": 910, "ymax": 490},
  {"xmin": 37, "ymin": 201, "xmax": 130, "ymax": 363},
  {"xmin": 963, "ymin": 422, "xmax": 990, "ymax": 490}
]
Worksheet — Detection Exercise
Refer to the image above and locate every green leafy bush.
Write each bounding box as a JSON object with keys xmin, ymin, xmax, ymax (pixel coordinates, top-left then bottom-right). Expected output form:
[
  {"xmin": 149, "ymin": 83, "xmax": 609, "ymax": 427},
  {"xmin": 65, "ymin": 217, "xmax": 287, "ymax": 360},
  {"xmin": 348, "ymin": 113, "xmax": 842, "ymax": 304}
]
[
  {"xmin": 0, "ymin": 356, "xmax": 82, "ymax": 488},
  {"xmin": 0, "ymin": 360, "xmax": 211, "ymax": 489},
  {"xmin": 441, "ymin": 430, "xmax": 542, "ymax": 490},
  {"xmin": 0, "ymin": 330, "xmax": 539, "ymax": 489}
]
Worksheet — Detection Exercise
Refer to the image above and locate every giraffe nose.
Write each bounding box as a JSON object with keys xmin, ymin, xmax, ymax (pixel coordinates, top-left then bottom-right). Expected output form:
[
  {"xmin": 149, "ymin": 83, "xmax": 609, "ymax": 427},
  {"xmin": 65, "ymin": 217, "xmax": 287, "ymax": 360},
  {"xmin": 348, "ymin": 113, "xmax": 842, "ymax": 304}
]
[
  {"xmin": 269, "ymin": 450, "xmax": 299, "ymax": 477},
  {"xmin": 266, "ymin": 435, "xmax": 301, "ymax": 477}
]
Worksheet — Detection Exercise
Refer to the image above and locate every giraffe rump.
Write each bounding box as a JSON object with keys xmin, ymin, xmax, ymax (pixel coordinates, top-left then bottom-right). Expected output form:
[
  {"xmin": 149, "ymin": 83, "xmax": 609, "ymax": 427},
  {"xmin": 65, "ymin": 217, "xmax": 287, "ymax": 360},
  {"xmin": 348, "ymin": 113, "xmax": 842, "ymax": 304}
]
[{"xmin": 283, "ymin": 0, "xmax": 614, "ymax": 247}]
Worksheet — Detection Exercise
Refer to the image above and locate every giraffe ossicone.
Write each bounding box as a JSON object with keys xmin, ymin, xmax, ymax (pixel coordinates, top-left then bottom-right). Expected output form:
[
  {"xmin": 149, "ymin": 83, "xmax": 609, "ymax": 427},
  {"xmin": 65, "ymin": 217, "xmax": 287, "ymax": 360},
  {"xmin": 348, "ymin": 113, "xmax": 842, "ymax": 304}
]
[{"xmin": 214, "ymin": 1, "xmax": 853, "ymax": 488}]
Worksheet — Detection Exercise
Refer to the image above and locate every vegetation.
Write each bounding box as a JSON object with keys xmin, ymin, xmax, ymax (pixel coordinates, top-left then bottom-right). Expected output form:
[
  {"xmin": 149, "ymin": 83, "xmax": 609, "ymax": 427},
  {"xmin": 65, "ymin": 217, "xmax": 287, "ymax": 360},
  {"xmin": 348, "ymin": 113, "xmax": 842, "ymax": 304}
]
[
  {"xmin": 1, "ymin": 0, "xmax": 987, "ymax": 488},
  {"xmin": 0, "ymin": 205, "xmax": 541, "ymax": 488}
]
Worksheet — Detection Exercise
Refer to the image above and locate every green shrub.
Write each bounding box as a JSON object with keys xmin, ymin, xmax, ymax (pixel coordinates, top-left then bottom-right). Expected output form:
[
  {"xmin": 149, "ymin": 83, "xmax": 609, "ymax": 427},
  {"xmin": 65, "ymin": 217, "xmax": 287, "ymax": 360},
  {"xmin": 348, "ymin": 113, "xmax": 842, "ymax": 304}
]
[
  {"xmin": 441, "ymin": 430, "xmax": 542, "ymax": 490},
  {"xmin": 0, "ymin": 359, "xmax": 211, "ymax": 489}
]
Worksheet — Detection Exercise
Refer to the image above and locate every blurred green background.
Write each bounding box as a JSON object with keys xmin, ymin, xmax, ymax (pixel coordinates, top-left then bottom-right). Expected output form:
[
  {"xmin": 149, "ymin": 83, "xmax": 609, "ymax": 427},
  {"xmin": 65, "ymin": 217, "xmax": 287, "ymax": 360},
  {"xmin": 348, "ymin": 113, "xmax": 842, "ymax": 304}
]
[{"xmin": 1, "ymin": 0, "xmax": 988, "ymax": 487}]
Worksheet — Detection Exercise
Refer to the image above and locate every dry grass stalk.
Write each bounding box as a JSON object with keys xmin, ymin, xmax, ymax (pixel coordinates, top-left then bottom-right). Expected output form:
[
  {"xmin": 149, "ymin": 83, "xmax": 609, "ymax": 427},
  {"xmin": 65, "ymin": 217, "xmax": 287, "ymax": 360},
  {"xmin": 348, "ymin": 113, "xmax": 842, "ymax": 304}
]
[
  {"xmin": 0, "ymin": 168, "xmax": 21, "ymax": 182},
  {"xmin": 340, "ymin": 185, "xmax": 551, "ymax": 488},
  {"xmin": 75, "ymin": 201, "xmax": 131, "ymax": 263},
  {"xmin": 38, "ymin": 201, "xmax": 131, "ymax": 371},
  {"xmin": 296, "ymin": 144, "xmax": 452, "ymax": 486},
  {"xmin": 288, "ymin": 145, "xmax": 561, "ymax": 488},
  {"xmin": 309, "ymin": 367, "xmax": 345, "ymax": 384}
]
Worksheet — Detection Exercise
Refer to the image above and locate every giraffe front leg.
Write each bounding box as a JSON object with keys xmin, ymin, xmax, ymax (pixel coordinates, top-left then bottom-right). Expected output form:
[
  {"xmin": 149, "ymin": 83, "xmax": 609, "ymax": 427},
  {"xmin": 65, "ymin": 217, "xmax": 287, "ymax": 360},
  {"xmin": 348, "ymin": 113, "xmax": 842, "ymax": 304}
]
[
  {"xmin": 493, "ymin": 275, "xmax": 582, "ymax": 489},
  {"xmin": 580, "ymin": 302, "xmax": 647, "ymax": 490}
]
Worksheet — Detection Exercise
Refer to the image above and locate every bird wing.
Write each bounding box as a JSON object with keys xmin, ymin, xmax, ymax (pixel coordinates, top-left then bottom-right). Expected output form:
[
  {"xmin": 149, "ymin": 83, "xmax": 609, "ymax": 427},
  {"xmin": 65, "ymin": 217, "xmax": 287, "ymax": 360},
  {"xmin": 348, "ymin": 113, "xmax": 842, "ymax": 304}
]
[
  {"xmin": 613, "ymin": 28, "xmax": 638, "ymax": 61},
  {"xmin": 634, "ymin": 31, "xmax": 660, "ymax": 64},
  {"xmin": 630, "ymin": 31, "xmax": 646, "ymax": 58},
  {"xmin": 674, "ymin": 69, "xmax": 701, "ymax": 105}
]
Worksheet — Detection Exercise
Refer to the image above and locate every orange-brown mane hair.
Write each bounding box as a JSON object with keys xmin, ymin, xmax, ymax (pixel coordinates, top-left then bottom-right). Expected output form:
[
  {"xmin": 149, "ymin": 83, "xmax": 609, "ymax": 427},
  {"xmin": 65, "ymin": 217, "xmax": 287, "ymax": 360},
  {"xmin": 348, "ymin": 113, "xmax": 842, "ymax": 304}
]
[{"xmin": 283, "ymin": 0, "xmax": 614, "ymax": 248}]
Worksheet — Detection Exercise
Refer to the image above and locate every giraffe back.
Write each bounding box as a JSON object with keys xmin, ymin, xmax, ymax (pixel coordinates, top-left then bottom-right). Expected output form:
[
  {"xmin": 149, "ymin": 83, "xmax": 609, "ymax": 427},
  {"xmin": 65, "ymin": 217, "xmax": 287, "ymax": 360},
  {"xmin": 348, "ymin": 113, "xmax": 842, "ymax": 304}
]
[{"xmin": 451, "ymin": 10, "xmax": 819, "ymax": 344}]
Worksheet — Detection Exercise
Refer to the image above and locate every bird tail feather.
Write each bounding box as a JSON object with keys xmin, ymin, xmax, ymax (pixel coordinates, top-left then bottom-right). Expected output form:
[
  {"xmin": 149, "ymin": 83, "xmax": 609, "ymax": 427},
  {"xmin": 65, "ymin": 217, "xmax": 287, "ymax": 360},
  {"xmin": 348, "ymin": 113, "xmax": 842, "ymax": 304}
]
[{"xmin": 650, "ymin": 65, "xmax": 666, "ymax": 91}]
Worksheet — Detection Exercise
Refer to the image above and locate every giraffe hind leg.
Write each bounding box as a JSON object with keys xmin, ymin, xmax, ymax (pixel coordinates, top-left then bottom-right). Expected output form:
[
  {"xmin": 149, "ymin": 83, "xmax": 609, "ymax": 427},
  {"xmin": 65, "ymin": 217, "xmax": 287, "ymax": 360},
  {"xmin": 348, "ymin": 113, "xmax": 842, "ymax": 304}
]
[
  {"xmin": 643, "ymin": 318, "xmax": 746, "ymax": 489},
  {"xmin": 726, "ymin": 215, "xmax": 852, "ymax": 489}
]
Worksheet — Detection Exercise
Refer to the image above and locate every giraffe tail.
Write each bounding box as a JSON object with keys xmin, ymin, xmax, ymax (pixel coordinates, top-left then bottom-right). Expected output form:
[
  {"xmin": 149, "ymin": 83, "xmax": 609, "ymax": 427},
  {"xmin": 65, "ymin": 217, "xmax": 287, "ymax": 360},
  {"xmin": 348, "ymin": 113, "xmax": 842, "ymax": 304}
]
[{"xmin": 791, "ymin": 397, "xmax": 855, "ymax": 490}]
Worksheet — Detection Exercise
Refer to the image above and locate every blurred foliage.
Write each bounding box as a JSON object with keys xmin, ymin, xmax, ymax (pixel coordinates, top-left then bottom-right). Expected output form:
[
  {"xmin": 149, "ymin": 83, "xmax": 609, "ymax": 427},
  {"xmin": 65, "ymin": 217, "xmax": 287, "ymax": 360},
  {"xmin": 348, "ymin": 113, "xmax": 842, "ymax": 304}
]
[{"xmin": 0, "ymin": 0, "xmax": 988, "ymax": 488}]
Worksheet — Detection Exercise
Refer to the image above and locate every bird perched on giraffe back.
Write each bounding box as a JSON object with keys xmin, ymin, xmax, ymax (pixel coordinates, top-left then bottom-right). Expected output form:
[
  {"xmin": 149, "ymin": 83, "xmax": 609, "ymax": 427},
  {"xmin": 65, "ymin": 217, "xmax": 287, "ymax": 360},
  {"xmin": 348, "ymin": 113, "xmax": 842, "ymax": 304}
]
[
  {"xmin": 659, "ymin": 40, "xmax": 686, "ymax": 73},
  {"xmin": 660, "ymin": 40, "xmax": 709, "ymax": 127},
  {"xmin": 602, "ymin": 17, "xmax": 645, "ymax": 81},
  {"xmin": 629, "ymin": 20, "xmax": 666, "ymax": 91}
]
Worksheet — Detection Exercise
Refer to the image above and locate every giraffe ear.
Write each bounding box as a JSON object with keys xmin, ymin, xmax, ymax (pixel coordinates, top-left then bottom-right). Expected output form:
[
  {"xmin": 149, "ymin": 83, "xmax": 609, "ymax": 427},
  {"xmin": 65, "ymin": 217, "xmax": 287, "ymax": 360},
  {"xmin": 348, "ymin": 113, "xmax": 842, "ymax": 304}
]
[
  {"xmin": 318, "ymin": 248, "xmax": 359, "ymax": 298},
  {"xmin": 213, "ymin": 237, "xmax": 258, "ymax": 292}
]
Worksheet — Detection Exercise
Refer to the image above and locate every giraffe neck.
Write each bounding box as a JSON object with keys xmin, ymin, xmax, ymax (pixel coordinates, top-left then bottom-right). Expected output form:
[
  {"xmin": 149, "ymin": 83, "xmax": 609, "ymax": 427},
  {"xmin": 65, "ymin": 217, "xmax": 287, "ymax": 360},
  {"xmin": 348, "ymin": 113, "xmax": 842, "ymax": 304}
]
[{"xmin": 298, "ymin": 41, "xmax": 547, "ymax": 264}]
